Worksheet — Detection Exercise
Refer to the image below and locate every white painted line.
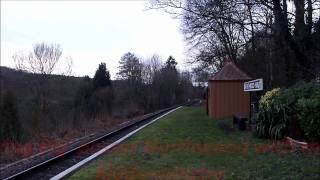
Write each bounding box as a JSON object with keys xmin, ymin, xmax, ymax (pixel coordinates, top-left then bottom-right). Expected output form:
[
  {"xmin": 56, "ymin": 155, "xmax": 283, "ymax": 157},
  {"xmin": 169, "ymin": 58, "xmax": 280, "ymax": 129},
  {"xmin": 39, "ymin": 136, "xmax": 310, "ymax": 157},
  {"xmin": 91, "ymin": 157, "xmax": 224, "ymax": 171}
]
[{"xmin": 50, "ymin": 106, "xmax": 182, "ymax": 180}]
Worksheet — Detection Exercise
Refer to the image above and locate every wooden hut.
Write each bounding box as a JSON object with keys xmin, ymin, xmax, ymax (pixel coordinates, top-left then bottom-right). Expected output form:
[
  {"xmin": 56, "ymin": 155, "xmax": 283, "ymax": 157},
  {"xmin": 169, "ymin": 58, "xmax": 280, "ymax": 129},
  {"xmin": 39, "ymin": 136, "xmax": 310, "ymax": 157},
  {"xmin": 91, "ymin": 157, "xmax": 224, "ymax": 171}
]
[{"xmin": 207, "ymin": 62, "xmax": 251, "ymax": 118}]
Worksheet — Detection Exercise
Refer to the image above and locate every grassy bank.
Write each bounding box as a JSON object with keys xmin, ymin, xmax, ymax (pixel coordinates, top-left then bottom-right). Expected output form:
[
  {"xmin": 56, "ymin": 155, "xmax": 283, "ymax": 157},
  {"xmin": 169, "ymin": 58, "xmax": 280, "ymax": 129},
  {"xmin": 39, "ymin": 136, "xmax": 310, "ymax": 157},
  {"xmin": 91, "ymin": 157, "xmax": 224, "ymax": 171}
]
[{"xmin": 70, "ymin": 106, "xmax": 320, "ymax": 179}]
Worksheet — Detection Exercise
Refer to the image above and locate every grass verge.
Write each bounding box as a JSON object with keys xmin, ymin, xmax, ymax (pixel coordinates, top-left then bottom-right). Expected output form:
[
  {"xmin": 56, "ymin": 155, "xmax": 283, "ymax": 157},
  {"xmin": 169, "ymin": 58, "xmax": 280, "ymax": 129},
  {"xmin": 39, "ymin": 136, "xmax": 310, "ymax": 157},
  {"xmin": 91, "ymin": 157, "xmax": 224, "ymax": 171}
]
[{"xmin": 70, "ymin": 106, "xmax": 320, "ymax": 179}]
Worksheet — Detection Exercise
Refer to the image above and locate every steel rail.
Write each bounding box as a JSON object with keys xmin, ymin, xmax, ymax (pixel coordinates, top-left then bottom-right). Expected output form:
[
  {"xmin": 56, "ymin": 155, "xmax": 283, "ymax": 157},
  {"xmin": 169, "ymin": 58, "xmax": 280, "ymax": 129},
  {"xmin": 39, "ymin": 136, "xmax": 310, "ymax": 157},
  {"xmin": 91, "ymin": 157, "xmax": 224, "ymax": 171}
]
[
  {"xmin": 2, "ymin": 105, "xmax": 183, "ymax": 180},
  {"xmin": 51, "ymin": 106, "xmax": 181, "ymax": 180}
]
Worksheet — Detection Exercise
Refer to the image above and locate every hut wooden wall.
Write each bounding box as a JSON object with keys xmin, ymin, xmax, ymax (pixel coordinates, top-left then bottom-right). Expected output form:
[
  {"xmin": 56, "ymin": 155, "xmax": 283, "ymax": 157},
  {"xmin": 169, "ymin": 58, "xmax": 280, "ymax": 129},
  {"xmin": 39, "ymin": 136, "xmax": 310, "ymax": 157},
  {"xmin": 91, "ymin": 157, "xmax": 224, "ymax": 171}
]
[{"xmin": 208, "ymin": 80, "xmax": 250, "ymax": 118}]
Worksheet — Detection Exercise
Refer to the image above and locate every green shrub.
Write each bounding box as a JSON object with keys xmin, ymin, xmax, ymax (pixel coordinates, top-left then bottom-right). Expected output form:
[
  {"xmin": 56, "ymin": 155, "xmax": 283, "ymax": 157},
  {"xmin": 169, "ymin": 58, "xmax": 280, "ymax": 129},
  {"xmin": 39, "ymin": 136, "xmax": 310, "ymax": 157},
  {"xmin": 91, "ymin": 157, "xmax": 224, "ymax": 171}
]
[
  {"xmin": 280, "ymin": 81, "xmax": 319, "ymax": 111},
  {"xmin": 259, "ymin": 88, "xmax": 281, "ymax": 109},
  {"xmin": 255, "ymin": 88, "xmax": 289, "ymax": 139},
  {"xmin": 255, "ymin": 82, "xmax": 320, "ymax": 140},
  {"xmin": 297, "ymin": 91, "xmax": 320, "ymax": 140}
]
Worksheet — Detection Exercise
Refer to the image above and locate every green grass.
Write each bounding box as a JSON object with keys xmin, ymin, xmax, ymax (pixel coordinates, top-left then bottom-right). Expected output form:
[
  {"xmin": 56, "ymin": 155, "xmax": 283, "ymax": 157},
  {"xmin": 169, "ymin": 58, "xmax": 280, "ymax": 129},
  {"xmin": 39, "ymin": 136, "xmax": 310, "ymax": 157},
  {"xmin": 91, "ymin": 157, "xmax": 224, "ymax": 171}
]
[{"xmin": 69, "ymin": 107, "xmax": 320, "ymax": 179}]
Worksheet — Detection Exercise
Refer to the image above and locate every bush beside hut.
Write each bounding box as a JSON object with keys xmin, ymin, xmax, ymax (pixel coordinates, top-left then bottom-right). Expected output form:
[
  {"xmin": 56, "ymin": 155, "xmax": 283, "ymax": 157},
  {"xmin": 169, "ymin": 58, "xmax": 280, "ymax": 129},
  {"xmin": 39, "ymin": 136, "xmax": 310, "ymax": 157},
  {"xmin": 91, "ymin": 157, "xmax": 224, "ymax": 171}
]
[{"xmin": 254, "ymin": 82, "xmax": 320, "ymax": 141}]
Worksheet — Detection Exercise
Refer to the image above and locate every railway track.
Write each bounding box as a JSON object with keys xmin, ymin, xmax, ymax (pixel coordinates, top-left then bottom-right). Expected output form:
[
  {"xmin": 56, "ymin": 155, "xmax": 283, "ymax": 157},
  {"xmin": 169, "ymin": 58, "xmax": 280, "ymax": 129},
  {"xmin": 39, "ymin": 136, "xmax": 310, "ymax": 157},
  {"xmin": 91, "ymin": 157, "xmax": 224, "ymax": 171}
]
[{"xmin": 0, "ymin": 104, "xmax": 191, "ymax": 180}]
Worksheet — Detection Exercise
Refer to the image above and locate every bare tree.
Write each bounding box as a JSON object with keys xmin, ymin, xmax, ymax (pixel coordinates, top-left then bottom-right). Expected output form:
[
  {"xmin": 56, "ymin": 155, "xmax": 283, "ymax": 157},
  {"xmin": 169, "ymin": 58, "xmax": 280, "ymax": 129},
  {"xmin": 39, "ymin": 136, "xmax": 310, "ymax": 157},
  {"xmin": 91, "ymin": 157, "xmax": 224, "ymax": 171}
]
[
  {"xmin": 142, "ymin": 54, "xmax": 162, "ymax": 84},
  {"xmin": 149, "ymin": 0, "xmax": 320, "ymax": 87},
  {"xmin": 13, "ymin": 42, "xmax": 72, "ymax": 113},
  {"xmin": 149, "ymin": 0, "xmax": 262, "ymax": 69},
  {"xmin": 13, "ymin": 43, "xmax": 62, "ymax": 74},
  {"xmin": 62, "ymin": 56, "xmax": 73, "ymax": 76},
  {"xmin": 117, "ymin": 52, "xmax": 143, "ymax": 105}
]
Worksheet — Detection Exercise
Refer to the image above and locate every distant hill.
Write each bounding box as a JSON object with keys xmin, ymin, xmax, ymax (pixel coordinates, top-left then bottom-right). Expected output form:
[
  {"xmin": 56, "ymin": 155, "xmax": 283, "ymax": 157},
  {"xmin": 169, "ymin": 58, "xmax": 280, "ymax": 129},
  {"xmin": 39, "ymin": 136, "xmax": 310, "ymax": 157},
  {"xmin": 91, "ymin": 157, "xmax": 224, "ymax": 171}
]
[
  {"xmin": 0, "ymin": 66, "xmax": 91, "ymax": 130},
  {"xmin": 0, "ymin": 66, "xmax": 87, "ymax": 102}
]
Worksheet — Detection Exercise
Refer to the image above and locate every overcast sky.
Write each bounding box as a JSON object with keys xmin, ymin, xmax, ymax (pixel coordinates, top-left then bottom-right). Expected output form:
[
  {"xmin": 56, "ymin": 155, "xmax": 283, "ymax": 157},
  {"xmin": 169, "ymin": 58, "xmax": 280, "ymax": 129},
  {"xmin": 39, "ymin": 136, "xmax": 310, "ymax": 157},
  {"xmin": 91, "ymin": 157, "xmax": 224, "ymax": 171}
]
[{"xmin": 1, "ymin": 1, "xmax": 186, "ymax": 78}]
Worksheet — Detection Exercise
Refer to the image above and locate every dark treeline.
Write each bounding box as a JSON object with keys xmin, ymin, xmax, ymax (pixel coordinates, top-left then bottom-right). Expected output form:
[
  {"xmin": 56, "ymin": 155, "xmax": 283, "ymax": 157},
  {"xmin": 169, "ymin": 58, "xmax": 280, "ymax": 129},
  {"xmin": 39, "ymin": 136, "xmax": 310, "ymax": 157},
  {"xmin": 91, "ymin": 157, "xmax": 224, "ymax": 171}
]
[
  {"xmin": 151, "ymin": 0, "xmax": 320, "ymax": 90},
  {"xmin": 0, "ymin": 48, "xmax": 198, "ymax": 143},
  {"xmin": 0, "ymin": 66, "xmax": 87, "ymax": 142},
  {"xmin": 74, "ymin": 53, "xmax": 196, "ymax": 122}
]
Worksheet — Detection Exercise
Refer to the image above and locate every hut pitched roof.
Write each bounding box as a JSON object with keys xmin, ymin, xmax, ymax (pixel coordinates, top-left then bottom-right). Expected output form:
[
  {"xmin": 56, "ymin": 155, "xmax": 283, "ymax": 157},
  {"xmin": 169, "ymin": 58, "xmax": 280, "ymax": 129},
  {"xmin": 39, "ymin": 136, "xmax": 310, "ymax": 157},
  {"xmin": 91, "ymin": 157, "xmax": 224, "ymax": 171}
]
[{"xmin": 210, "ymin": 61, "xmax": 251, "ymax": 81}]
